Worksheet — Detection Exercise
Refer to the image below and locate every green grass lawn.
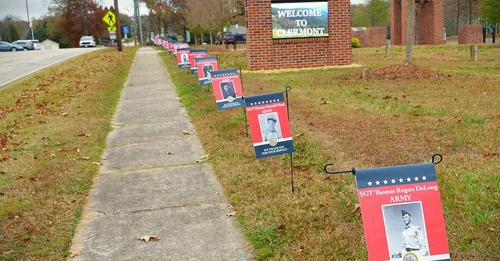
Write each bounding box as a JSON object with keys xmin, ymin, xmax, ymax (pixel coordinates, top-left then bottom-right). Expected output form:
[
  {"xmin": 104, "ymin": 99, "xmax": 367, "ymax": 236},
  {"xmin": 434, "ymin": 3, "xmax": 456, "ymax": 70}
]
[
  {"xmin": 0, "ymin": 47, "xmax": 137, "ymax": 259},
  {"xmin": 161, "ymin": 44, "xmax": 499, "ymax": 260}
]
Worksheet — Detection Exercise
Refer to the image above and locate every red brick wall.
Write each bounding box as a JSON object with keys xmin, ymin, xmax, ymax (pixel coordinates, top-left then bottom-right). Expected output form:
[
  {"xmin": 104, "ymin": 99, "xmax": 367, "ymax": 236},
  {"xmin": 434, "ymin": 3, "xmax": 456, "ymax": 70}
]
[
  {"xmin": 390, "ymin": 0, "xmax": 445, "ymax": 45},
  {"xmin": 458, "ymin": 24, "xmax": 482, "ymax": 44},
  {"xmin": 246, "ymin": 0, "xmax": 352, "ymax": 70},
  {"xmin": 353, "ymin": 27, "xmax": 387, "ymax": 47}
]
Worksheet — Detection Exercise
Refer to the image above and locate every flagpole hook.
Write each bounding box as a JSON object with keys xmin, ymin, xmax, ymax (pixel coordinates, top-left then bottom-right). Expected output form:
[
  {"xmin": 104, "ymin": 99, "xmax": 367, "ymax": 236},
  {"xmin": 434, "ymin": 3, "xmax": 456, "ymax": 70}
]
[
  {"xmin": 285, "ymin": 85, "xmax": 292, "ymax": 93},
  {"xmin": 431, "ymin": 154, "xmax": 443, "ymax": 165},
  {"xmin": 323, "ymin": 163, "xmax": 355, "ymax": 175}
]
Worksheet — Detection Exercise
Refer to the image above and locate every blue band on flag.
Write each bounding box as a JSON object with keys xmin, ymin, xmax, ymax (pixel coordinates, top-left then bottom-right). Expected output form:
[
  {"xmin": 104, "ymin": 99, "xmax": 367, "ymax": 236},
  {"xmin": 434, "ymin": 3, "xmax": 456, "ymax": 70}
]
[
  {"xmin": 255, "ymin": 139, "xmax": 295, "ymax": 159},
  {"xmin": 190, "ymin": 49, "xmax": 207, "ymax": 53},
  {"xmin": 211, "ymin": 69, "xmax": 238, "ymax": 78},
  {"xmin": 355, "ymin": 163, "xmax": 436, "ymax": 189},
  {"xmin": 195, "ymin": 56, "xmax": 217, "ymax": 62},
  {"xmin": 245, "ymin": 92, "xmax": 285, "ymax": 106},
  {"xmin": 216, "ymin": 98, "xmax": 245, "ymax": 110}
]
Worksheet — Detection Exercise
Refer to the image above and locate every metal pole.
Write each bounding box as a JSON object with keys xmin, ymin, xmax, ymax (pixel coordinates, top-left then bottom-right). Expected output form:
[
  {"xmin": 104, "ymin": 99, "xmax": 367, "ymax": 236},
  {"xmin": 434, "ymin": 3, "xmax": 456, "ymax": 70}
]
[
  {"xmin": 138, "ymin": 0, "xmax": 144, "ymax": 46},
  {"xmin": 114, "ymin": 0, "xmax": 123, "ymax": 51},
  {"xmin": 25, "ymin": 0, "xmax": 34, "ymax": 40},
  {"xmin": 133, "ymin": 0, "xmax": 138, "ymax": 46}
]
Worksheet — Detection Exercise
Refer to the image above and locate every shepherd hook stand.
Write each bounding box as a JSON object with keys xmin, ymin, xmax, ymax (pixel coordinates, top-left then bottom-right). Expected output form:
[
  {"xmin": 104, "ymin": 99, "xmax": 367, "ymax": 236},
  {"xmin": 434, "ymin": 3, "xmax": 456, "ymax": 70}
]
[
  {"xmin": 284, "ymin": 85, "xmax": 298, "ymax": 193},
  {"xmin": 323, "ymin": 154, "xmax": 443, "ymax": 175}
]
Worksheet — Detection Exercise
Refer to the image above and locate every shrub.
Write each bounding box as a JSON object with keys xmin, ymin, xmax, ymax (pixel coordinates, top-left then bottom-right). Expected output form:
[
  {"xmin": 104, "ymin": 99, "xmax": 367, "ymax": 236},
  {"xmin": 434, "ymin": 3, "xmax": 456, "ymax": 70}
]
[{"xmin": 351, "ymin": 37, "xmax": 361, "ymax": 48}]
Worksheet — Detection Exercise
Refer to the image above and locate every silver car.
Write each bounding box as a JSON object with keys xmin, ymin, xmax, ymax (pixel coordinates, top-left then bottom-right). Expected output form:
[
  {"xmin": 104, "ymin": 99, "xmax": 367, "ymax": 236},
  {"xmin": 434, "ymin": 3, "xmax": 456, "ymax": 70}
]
[{"xmin": 0, "ymin": 41, "xmax": 23, "ymax": 52}]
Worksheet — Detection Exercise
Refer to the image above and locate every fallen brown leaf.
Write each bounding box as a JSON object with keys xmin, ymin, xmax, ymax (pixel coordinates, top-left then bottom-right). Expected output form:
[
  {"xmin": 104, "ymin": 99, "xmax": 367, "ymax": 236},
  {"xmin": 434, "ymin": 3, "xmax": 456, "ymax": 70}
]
[
  {"xmin": 196, "ymin": 154, "xmax": 209, "ymax": 163},
  {"xmin": 137, "ymin": 235, "xmax": 160, "ymax": 242},
  {"xmin": 70, "ymin": 250, "xmax": 81, "ymax": 258}
]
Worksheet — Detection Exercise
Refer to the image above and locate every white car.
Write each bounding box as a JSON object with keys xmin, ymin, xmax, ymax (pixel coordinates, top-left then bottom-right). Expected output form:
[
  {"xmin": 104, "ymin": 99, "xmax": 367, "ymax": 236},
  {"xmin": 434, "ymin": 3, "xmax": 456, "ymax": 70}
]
[
  {"xmin": 79, "ymin": 36, "xmax": 96, "ymax": 48},
  {"xmin": 30, "ymin": 40, "xmax": 41, "ymax": 50}
]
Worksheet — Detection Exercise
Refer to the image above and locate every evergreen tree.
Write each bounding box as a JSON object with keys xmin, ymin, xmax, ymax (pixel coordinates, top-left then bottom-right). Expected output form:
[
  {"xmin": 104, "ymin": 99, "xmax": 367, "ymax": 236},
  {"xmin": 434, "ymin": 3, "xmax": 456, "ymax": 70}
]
[
  {"xmin": 8, "ymin": 23, "xmax": 19, "ymax": 42},
  {"xmin": 481, "ymin": 0, "xmax": 500, "ymax": 24},
  {"xmin": 33, "ymin": 21, "xmax": 49, "ymax": 41}
]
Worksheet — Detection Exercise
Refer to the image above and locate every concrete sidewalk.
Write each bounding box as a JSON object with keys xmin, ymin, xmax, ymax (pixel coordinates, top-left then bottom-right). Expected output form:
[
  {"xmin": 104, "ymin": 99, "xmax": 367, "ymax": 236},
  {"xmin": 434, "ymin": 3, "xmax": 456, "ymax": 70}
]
[{"xmin": 70, "ymin": 48, "xmax": 252, "ymax": 260}]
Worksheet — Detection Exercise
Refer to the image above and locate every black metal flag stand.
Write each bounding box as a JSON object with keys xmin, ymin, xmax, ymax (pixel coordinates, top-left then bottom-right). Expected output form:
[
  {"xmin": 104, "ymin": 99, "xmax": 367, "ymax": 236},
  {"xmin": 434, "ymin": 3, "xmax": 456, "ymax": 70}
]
[
  {"xmin": 323, "ymin": 154, "xmax": 443, "ymax": 175},
  {"xmin": 239, "ymin": 67, "xmax": 248, "ymax": 137},
  {"xmin": 285, "ymin": 85, "xmax": 298, "ymax": 193}
]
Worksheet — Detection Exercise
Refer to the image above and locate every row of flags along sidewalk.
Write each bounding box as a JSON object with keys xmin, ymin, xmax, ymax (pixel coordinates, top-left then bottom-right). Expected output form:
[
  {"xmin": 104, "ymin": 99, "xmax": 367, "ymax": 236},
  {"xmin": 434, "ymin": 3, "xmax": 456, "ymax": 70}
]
[{"xmin": 155, "ymin": 36, "xmax": 450, "ymax": 261}]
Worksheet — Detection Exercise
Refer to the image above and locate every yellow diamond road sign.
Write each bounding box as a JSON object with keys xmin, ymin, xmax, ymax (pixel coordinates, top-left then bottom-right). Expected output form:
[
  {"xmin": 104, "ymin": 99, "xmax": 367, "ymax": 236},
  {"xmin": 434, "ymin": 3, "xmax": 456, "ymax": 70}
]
[{"xmin": 102, "ymin": 10, "xmax": 116, "ymax": 27}]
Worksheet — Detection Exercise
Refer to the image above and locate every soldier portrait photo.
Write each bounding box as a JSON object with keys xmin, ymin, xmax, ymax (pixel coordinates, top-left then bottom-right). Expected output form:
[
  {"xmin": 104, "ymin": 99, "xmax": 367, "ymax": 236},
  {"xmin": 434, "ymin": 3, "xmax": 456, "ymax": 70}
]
[
  {"xmin": 181, "ymin": 53, "xmax": 189, "ymax": 64},
  {"xmin": 220, "ymin": 81, "xmax": 236, "ymax": 100},
  {"xmin": 382, "ymin": 202, "xmax": 429, "ymax": 260},
  {"xmin": 257, "ymin": 112, "xmax": 282, "ymax": 145},
  {"xmin": 202, "ymin": 64, "xmax": 214, "ymax": 79}
]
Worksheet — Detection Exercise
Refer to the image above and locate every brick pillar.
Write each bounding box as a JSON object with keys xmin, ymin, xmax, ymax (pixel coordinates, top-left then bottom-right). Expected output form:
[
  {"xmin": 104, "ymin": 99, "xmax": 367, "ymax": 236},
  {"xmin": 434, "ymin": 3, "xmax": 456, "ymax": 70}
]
[
  {"xmin": 246, "ymin": 0, "xmax": 352, "ymax": 70},
  {"xmin": 390, "ymin": 0, "xmax": 444, "ymax": 45}
]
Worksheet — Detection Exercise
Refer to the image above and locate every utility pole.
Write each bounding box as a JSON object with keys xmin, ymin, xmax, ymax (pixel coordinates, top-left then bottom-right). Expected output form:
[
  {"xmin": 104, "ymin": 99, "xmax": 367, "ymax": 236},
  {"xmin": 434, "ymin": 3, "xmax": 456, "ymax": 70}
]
[
  {"xmin": 133, "ymin": 0, "xmax": 144, "ymax": 46},
  {"xmin": 25, "ymin": 0, "xmax": 34, "ymax": 40},
  {"xmin": 114, "ymin": 0, "xmax": 123, "ymax": 51}
]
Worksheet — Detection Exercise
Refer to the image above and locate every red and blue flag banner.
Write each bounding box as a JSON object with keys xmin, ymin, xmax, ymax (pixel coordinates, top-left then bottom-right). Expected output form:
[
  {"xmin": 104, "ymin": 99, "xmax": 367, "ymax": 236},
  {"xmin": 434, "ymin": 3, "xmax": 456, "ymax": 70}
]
[
  {"xmin": 245, "ymin": 92, "xmax": 294, "ymax": 159},
  {"xmin": 176, "ymin": 48, "xmax": 191, "ymax": 68},
  {"xmin": 189, "ymin": 49, "xmax": 207, "ymax": 74},
  {"xmin": 173, "ymin": 43, "xmax": 189, "ymax": 55},
  {"xmin": 355, "ymin": 163, "xmax": 450, "ymax": 261},
  {"xmin": 195, "ymin": 56, "xmax": 219, "ymax": 86},
  {"xmin": 210, "ymin": 69, "xmax": 244, "ymax": 110}
]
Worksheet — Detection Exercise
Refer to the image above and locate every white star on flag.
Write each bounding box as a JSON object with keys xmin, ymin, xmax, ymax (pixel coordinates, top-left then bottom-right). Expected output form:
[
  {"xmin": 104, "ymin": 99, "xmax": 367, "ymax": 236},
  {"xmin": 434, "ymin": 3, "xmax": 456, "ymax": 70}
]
[
  {"xmin": 414, "ymin": 177, "xmax": 419, "ymax": 181},
  {"xmin": 391, "ymin": 179, "xmax": 396, "ymax": 183},
  {"xmin": 368, "ymin": 181, "xmax": 372, "ymax": 186},
  {"xmin": 375, "ymin": 181, "xmax": 380, "ymax": 185},
  {"xmin": 399, "ymin": 178, "xmax": 404, "ymax": 183},
  {"xmin": 422, "ymin": 176, "xmax": 426, "ymax": 180},
  {"xmin": 407, "ymin": 177, "xmax": 411, "ymax": 182},
  {"xmin": 383, "ymin": 180, "xmax": 388, "ymax": 184}
]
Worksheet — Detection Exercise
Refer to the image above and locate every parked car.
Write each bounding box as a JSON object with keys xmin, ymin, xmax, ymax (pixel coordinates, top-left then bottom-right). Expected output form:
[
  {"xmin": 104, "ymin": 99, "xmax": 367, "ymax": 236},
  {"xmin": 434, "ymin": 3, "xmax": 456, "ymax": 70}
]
[
  {"xmin": 79, "ymin": 36, "xmax": 96, "ymax": 48},
  {"xmin": 0, "ymin": 41, "xmax": 24, "ymax": 52},
  {"xmin": 11, "ymin": 40, "xmax": 34, "ymax": 51},
  {"xmin": 30, "ymin": 40, "xmax": 41, "ymax": 50},
  {"xmin": 223, "ymin": 32, "xmax": 236, "ymax": 45}
]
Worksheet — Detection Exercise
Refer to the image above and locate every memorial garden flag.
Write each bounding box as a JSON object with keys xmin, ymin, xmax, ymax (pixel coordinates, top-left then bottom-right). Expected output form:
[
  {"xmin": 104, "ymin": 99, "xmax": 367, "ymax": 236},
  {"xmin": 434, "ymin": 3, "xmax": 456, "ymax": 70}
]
[
  {"xmin": 210, "ymin": 69, "xmax": 244, "ymax": 110},
  {"xmin": 176, "ymin": 48, "xmax": 190, "ymax": 68},
  {"xmin": 245, "ymin": 92, "xmax": 294, "ymax": 158},
  {"xmin": 355, "ymin": 163, "xmax": 450, "ymax": 261},
  {"xmin": 195, "ymin": 56, "xmax": 219, "ymax": 86},
  {"xmin": 189, "ymin": 49, "xmax": 207, "ymax": 74},
  {"xmin": 173, "ymin": 43, "xmax": 189, "ymax": 55}
]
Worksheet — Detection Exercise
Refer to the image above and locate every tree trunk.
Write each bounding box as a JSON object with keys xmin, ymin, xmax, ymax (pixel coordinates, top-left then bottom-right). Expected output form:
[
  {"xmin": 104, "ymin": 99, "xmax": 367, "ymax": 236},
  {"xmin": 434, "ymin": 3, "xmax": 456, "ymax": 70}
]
[
  {"xmin": 468, "ymin": 0, "xmax": 472, "ymax": 24},
  {"xmin": 194, "ymin": 34, "xmax": 198, "ymax": 45},
  {"xmin": 456, "ymin": 0, "xmax": 461, "ymax": 35},
  {"xmin": 405, "ymin": 0, "xmax": 415, "ymax": 65},
  {"xmin": 210, "ymin": 31, "xmax": 213, "ymax": 45},
  {"xmin": 201, "ymin": 33, "xmax": 204, "ymax": 44}
]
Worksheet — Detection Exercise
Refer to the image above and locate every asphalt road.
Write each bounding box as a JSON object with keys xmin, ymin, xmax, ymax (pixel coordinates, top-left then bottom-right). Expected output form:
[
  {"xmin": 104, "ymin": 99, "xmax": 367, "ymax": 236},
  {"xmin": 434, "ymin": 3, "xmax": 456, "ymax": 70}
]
[{"xmin": 0, "ymin": 48, "xmax": 99, "ymax": 88}]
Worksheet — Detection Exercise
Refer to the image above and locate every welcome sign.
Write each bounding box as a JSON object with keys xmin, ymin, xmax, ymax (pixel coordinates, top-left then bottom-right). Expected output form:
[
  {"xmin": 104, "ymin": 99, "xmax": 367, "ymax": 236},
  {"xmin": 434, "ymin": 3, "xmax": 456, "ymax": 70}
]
[
  {"xmin": 355, "ymin": 163, "xmax": 450, "ymax": 261},
  {"xmin": 271, "ymin": 1, "xmax": 328, "ymax": 39}
]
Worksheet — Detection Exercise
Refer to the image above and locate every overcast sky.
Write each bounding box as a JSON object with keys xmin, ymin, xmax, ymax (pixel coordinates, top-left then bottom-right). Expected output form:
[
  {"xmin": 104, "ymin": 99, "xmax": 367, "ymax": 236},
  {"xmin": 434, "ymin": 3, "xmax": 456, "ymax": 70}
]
[
  {"xmin": 0, "ymin": 0, "xmax": 368, "ymax": 20},
  {"xmin": 0, "ymin": 0, "xmax": 148, "ymax": 20}
]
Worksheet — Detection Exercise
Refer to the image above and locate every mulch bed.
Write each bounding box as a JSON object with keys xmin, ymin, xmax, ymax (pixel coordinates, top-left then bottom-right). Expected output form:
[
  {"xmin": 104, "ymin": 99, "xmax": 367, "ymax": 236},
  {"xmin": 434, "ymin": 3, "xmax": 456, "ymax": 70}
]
[{"xmin": 364, "ymin": 64, "xmax": 455, "ymax": 80}]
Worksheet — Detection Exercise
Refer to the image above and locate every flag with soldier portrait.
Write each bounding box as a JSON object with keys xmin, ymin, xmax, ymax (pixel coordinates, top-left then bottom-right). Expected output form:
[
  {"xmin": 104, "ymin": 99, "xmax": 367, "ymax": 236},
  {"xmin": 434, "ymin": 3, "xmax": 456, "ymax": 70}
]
[
  {"xmin": 245, "ymin": 92, "xmax": 294, "ymax": 159},
  {"xmin": 195, "ymin": 56, "xmax": 219, "ymax": 86},
  {"xmin": 210, "ymin": 69, "xmax": 244, "ymax": 110},
  {"xmin": 355, "ymin": 163, "xmax": 450, "ymax": 261}
]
